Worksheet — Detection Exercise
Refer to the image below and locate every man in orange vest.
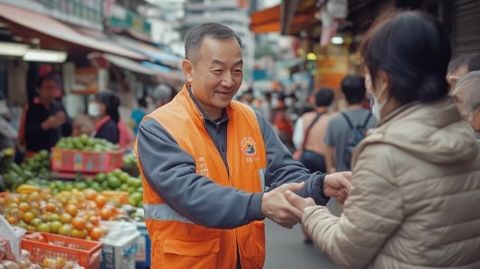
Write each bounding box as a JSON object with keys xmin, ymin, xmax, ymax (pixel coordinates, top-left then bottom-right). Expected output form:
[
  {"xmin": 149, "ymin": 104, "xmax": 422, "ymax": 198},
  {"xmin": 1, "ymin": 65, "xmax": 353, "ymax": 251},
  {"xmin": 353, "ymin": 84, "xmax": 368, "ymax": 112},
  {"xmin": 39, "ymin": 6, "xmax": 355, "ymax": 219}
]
[{"xmin": 136, "ymin": 23, "xmax": 352, "ymax": 269}]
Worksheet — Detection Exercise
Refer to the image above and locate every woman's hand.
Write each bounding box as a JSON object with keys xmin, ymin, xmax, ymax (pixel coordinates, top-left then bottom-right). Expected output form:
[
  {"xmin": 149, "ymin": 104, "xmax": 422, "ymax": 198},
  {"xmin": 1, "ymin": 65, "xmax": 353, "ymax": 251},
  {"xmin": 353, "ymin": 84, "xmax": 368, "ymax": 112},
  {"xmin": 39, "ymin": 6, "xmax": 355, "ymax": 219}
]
[{"xmin": 284, "ymin": 190, "xmax": 316, "ymax": 221}]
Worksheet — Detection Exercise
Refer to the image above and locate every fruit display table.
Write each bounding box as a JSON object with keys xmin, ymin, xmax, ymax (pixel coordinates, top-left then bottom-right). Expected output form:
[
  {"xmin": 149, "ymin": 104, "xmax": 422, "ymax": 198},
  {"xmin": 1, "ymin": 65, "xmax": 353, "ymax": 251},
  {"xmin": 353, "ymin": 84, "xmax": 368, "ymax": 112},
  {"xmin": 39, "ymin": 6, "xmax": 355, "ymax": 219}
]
[{"xmin": 0, "ymin": 146, "xmax": 148, "ymax": 269}]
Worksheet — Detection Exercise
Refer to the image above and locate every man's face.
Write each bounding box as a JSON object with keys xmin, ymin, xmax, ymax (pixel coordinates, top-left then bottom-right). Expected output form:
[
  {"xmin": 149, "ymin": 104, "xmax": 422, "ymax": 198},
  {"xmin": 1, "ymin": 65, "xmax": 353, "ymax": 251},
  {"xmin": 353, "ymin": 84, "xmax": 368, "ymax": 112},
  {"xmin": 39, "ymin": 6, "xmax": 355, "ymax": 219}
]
[
  {"xmin": 37, "ymin": 79, "xmax": 57, "ymax": 102},
  {"xmin": 447, "ymin": 65, "xmax": 468, "ymax": 90},
  {"xmin": 183, "ymin": 37, "xmax": 243, "ymax": 114}
]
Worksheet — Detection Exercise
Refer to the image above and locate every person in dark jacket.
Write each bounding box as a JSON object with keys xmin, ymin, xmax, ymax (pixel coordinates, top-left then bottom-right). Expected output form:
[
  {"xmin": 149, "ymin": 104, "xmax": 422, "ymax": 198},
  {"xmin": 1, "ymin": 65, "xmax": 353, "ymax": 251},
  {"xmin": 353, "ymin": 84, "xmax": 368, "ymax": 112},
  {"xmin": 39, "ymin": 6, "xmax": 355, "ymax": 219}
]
[
  {"xmin": 24, "ymin": 74, "xmax": 67, "ymax": 155},
  {"xmin": 88, "ymin": 91, "xmax": 120, "ymax": 144}
]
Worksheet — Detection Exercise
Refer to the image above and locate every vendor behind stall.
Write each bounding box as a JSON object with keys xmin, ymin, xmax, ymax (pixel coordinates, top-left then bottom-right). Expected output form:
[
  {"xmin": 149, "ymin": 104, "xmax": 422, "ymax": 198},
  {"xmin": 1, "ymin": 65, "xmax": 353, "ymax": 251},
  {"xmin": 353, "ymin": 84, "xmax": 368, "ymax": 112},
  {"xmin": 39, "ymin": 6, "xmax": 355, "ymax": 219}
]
[
  {"xmin": 88, "ymin": 91, "xmax": 122, "ymax": 145},
  {"xmin": 22, "ymin": 74, "xmax": 68, "ymax": 156}
]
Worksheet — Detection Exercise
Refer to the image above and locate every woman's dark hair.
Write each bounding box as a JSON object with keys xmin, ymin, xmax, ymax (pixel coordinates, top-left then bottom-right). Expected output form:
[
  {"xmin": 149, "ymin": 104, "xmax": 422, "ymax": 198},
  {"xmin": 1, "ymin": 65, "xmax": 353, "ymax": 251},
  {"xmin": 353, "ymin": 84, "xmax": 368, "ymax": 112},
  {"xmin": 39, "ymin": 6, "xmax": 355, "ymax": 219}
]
[
  {"xmin": 315, "ymin": 88, "xmax": 334, "ymax": 107},
  {"xmin": 341, "ymin": 75, "xmax": 366, "ymax": 105},
  {"xmin": 360, "ymin": 11, "xmax": 451, "ymax": 104},
  {"xmin": 96, "ymin": 91, "xmax": 120, "ymax": 123}
]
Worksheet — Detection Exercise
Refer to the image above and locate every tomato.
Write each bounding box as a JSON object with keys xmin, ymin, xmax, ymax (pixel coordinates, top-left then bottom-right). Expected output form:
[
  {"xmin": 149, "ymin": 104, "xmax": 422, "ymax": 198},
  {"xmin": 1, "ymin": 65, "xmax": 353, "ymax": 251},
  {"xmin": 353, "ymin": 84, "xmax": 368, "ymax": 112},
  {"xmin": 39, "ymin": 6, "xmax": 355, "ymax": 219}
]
[
  {"xmin": 95, "ymin": 195, "xmax": 107, "ymax": 208},
  {"xmin": 18, "ymin": 202, "xmax": 30, "ymax": 212},
  {"xmin": 49, "ymin": 221, "xmax": 63, "ymax": 233},
  {"xmin": 59, "ymin": 213, "xmax": 72, "ymax": 224},
  {"xmin": 99, "ymin": 207, "xmax": 113, "ymax": 220},
  {"xmin": 89, "ymin": 216, "xmax": 100, "ymax": 226},
  {"xmin": 71, "ymin": 217, "xmax": 87, "ymax": 230},
  {"xmin": 89, "ymin": 227, "xmax": 104, "ymax": 240},
  {"xmin": 22, "ymin": 212, "xmax": 34, "ymax": 223},
  {"xmin": 37, "ymin": 223, "xmax": 51, "ymax": 233},
  {"xmin": 71, "ymin": 229, "xmax": 87, "ymax": 239},
  {"xmin": 84, "ymin": 189, "xmax": 97, "ymax": 200},
  {"xmin": 65, "ymin": 204, "xmax": 78, "ymax": 217},
  {"xmin": 58, "ymin": 224, "xmax": 72, "ymax": 236}
]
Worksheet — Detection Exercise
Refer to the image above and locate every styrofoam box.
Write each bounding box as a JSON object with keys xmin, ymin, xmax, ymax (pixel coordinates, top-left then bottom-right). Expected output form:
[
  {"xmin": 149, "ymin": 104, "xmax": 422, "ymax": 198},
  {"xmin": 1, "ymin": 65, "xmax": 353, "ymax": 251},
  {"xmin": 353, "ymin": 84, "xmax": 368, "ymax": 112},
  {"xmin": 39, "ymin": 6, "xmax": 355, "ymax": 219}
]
[{"xmin": 100, "ymin": 221, "xmax": 140, "ymax": 269}]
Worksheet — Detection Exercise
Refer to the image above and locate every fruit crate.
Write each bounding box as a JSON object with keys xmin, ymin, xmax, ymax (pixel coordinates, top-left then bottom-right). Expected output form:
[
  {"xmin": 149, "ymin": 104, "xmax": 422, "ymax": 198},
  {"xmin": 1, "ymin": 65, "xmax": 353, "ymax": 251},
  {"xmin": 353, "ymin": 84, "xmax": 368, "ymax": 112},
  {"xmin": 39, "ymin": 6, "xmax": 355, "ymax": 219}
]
[
  {"xmin": 51, "ymin": 148, "xmax": 124, "ymax": 174},
  {"xmin": 21, "ymin": 232, "xmax": 103, "ymax": 269}
]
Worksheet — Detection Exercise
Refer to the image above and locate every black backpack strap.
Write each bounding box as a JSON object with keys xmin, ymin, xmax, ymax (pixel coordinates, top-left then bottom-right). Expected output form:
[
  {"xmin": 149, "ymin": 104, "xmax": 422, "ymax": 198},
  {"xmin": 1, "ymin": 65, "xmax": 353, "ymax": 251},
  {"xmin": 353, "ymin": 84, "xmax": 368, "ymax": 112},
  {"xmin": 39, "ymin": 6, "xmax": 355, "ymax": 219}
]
[
  {"xmin": 341, "ymin": 112, "xmax": 354, "ymax": 130},
  {"xmin": 362, "ymin": 112, "xmax": 373, "ymax": 128},
  {"xmin": 301, "ymin": 112, "xmax": 323, "ymax": 150}
]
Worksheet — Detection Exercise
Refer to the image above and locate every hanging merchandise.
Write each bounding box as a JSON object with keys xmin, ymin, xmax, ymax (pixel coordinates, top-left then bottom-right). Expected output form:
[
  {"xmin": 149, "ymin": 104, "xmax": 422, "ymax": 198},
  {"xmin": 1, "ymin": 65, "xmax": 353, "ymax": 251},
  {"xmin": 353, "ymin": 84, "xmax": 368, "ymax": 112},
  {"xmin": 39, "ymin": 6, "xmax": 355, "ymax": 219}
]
[{"xmin": 316, "ymin": 0, "xmax": 348, "ymax": 46}]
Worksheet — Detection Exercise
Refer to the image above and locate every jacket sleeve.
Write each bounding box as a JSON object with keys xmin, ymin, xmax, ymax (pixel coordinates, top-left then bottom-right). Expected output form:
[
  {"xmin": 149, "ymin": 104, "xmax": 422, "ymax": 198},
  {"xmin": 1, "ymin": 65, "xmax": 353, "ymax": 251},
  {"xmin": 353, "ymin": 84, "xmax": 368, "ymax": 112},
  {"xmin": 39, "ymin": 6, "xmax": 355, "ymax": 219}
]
[
  {"xmin": 137, "ymin": 118, "xmax": 264, "ymax": 229},
  {"xmin": 255, "ymin": 111, "xmax": 329, "ymax": 205},
  {"xmin": 302, "ymin": 144, "xmax": 404, "ymax": 268}
]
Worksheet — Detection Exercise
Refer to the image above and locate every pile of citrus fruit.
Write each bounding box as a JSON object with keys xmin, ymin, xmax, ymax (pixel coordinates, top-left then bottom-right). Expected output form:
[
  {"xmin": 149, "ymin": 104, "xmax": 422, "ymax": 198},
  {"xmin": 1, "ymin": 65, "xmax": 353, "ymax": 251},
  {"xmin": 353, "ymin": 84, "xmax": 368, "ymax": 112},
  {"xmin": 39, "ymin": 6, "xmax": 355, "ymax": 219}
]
[{"xmin": 0, "ymin": 187, "xmax": 120, "ymax": 241}]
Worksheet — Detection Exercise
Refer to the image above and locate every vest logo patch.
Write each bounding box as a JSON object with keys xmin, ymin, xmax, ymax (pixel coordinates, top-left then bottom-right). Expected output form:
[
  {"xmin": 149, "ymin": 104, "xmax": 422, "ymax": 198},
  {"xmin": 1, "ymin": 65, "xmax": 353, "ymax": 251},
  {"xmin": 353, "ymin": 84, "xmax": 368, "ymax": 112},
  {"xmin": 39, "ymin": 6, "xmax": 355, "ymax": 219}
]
[
  {"xmin": 241, "ymin": 137, "xmax": 258, "ymax": 162},
  {"xmin": 196, "ymin": 156, "xmax": 208, "ymax": 176}
]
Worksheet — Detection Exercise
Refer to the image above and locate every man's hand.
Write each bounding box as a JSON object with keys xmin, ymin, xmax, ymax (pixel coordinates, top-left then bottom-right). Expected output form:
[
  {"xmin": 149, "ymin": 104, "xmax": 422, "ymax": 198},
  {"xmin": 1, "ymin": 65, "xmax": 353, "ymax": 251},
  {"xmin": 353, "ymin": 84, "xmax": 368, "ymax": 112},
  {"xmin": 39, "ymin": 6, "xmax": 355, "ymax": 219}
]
[
  {"xmin": 324, "ymin": 171, "xmax": 352, "ymax": 204},
  {"xmin": 284, "ymin": 190, "xmax": 315, "ymax": 220},
  {"xmin": 261, "ymin": 182, "xmax": 305, "ymax": 229}
]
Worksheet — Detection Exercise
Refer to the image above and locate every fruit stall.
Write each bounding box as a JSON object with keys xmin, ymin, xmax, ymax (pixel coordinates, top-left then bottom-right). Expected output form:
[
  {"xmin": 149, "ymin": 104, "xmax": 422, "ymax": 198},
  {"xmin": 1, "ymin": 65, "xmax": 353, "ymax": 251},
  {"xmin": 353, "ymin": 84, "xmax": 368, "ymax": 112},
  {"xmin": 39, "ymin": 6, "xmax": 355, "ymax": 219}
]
[{"xmin": 0, "ymin": 136, "xmax": 150, "ymax": 269}]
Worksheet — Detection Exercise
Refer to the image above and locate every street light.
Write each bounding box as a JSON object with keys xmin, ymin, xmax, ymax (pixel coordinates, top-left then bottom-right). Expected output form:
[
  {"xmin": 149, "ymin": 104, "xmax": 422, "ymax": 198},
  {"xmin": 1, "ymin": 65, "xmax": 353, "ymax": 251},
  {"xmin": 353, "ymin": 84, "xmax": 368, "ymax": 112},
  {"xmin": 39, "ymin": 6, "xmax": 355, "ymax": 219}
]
[
  {"xmin": 0, "ymin": 42, "xmax": 29, "ymax": 56},
  {"xmin": 23, "ymin": 49, "xmax": 67, "ymax": 63},
  {"xmin": 331, "ymin": 36, "xmax": 344, "ymax": 45}
]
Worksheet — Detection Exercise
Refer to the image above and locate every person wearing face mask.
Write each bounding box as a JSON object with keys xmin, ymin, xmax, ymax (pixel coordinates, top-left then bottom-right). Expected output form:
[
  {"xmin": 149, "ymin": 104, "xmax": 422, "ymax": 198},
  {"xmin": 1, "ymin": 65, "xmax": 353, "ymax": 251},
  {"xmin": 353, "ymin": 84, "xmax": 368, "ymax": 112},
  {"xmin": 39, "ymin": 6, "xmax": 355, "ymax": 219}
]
[
  {"xmin": 88, "ymin": 91, "xmax": 120, "ymax": 144},
  {"xmin": 284, "ymin": 11, "xmax": 480, "ymax": 269}
]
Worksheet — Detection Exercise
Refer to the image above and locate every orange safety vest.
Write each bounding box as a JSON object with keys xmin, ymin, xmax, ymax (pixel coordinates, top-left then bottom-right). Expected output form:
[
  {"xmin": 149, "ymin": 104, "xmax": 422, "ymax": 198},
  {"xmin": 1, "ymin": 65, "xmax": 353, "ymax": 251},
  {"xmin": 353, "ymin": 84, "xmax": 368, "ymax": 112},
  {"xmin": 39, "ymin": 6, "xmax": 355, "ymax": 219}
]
[{"xmin": 137, "ymin": 85, "xmax": 267, "ymax": 269}]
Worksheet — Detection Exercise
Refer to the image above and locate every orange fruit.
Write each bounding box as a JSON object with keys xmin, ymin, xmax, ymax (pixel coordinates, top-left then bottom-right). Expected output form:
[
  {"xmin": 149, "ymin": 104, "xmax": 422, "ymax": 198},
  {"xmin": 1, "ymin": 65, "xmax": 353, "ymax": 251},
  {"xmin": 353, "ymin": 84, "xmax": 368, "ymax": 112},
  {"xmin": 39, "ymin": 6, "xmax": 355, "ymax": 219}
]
[
  {"xmin": 89, "ymin": 227, "xmax": 104, "ymax": 241},
  {"xmin": 6, "ymin": 215, "xmax": 18, "ymax": 225},
  {"xmin": 18, "ymin": 202, "xmax": 30, "ymax": 212},
  {"xmin": 71, "ymin": 217, "xmax": 87, "ymax": 230},
  {"xmin": 95, "ymin": 195, "xmax": 107, "ymax": 208},
  {"xmin": 22, "ymin": 212, "xmax": 34, "ymax": 223},
  {"xmin": 84, "ymin": 189, "xmax": 97, "ymax": 200},
  {"xmin": 58, "ymin": 224, "xmax": 72, "ymax": 236},
  {"xmin": 89, "ymin": 216, "xmax": 100, "ymax": 226},
  {"xmin": 99, "ymin": 207, "xmax": 113, "ymax": 220},
  {"xmin": 86, "ymin": 223, "xmax": 94, "ymax": 232},
  {"xmin": 71, "ymin": 229, "xmax": 87, "ymax": 239},
  {"xmin": 59, "ymin": 213, "xmax": 72, "ymax": 224},
  {"xmin": 45, "ymin": 203, "xmax": 56, "ymax": 212},
  {"xmin": 65, "ymin": 204, "xmax": 78, "ymax": 217}
]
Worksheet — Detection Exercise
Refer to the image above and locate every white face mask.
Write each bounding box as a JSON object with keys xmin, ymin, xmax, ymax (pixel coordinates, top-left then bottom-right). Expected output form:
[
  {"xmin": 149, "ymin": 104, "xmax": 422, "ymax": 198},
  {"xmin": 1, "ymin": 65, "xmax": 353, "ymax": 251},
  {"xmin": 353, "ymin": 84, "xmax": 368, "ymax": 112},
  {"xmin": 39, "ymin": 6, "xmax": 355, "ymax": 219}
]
[
  {"xmin": 370, "ymin": 95, "xmax": 386, "ymax": 120},
  {"xmin": 365, "ymin": 73, "xmax": 387, "ymax": 120},
  {"xmin": 88, "ymin": 102, "xmax": 101, "ymax": 117}
]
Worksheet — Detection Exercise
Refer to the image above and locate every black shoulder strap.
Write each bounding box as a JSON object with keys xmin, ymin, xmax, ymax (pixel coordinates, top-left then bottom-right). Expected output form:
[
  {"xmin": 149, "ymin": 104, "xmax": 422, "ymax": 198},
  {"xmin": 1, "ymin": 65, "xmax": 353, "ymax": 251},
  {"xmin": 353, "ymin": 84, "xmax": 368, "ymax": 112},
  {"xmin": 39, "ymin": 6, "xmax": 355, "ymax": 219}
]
[
  {"xmin": 301, "ymin": 112, "xmax": 323, "ymax": 150},
  {"xmin": 341, "ymin": 112, "xmax": 354, "ymax": 130},
  {"xmin": 362, "ymin": 112, "xmax": 373, "ymax": 128}
]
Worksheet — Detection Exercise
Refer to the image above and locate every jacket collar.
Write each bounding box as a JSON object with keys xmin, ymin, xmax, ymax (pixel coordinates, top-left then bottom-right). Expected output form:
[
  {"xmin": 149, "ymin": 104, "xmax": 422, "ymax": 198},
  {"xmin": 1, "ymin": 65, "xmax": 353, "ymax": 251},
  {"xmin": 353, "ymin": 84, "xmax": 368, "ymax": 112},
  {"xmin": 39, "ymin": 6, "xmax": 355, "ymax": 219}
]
[{"xmin": 181, "ymin": 84, "xmax": 230, "ymax": 124}]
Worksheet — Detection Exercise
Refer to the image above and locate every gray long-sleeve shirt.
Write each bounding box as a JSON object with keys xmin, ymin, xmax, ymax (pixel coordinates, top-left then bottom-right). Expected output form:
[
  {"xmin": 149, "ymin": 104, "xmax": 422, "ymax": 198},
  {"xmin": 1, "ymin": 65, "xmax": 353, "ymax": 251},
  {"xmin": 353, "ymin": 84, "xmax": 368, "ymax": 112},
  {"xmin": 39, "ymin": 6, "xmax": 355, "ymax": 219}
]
[{"xmin": 137, "ymin": 99, "xmax": 328, "ymax": 229}]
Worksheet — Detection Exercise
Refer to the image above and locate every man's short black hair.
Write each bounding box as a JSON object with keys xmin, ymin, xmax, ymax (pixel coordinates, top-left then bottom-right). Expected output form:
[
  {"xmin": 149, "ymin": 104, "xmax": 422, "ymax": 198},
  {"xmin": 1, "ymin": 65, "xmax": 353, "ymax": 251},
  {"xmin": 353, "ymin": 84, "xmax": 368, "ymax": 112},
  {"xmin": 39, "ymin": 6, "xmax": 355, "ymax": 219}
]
[
  {"xmin": 315, "ymin": 88, "xmax": 334, "ymax": 107},
  {"xmin": 448, "ymin": 53, "xmax": 480, "ymax": 74},
  {"xmin": 341, "ymin": 75, "xmax": 366, "ymax": 105},
  {"xmin": 35, "ymin": 73, "xmax": 57, "ymax": 89},
  {"xmin": 184, "ymin": 23, "xmax": 242, "ymax": 62}
]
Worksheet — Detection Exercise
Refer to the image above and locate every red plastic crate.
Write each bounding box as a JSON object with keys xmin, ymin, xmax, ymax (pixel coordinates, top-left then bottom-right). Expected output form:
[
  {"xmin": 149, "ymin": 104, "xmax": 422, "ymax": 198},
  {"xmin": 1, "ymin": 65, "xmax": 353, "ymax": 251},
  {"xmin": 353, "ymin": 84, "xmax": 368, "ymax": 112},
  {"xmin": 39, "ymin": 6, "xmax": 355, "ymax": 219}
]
[
  {"xmin": 21, "ymin": 233, "xmax": 103, "ymax": 269},
  {"xmin": 51, "ymin": 148, "xmax": 124, "ymax": 174}
]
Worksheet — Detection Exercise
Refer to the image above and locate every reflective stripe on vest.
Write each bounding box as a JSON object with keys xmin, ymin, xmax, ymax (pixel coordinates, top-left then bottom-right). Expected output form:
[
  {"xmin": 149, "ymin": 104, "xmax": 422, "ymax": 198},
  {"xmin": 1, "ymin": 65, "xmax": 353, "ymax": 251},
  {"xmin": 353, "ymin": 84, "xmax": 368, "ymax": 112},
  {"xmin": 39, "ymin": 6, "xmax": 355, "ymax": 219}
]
[{"xmin": 144, "ymin": 203, "xmax": 193, "ymax": 224}]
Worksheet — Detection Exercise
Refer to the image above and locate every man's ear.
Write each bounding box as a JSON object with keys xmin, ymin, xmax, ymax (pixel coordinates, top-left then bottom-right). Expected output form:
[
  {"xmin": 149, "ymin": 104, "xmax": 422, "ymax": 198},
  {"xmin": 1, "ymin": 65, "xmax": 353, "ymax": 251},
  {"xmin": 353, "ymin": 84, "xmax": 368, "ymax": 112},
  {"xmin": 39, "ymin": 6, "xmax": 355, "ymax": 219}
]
[{"xmin": 182, "ymin": 59, "xmax": 193, "ymax": 83}]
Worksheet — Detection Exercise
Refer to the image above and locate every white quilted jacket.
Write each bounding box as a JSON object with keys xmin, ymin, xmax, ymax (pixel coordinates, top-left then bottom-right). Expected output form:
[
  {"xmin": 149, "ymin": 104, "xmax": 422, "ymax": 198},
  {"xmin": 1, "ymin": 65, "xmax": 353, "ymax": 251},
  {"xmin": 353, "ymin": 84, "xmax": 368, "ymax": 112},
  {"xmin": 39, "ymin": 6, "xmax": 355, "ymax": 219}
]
[{"xmin": 303, "ymin": 98, "xmax": 480, "ymax": 269}]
